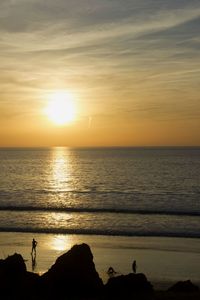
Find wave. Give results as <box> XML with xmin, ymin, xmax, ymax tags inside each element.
<box><xmin>1</xmin><ymin>188</ymin><xmax>195</xmax><ymax>196</ymax></box>
<box><xmin>0</xmin><ymin>189</ymin><xmax>143</xmax><ymax>196</ymax></box>
<box><xmin>0</xmin><ymin>226</ymin><xmax>200</xmax><ymax>238</ymax></box>
<box><xmin>0</xmin><ymin>205</ymin><xmax>199</xmax><ymax>217</ymax></box>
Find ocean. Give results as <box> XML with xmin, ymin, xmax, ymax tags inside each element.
<box><xmin>0</xmin><ymin>147</ymin><xmax>200</xmax><ymax>238</ymax></box>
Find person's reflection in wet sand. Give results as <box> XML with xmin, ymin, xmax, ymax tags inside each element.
<box><xmin>31</xmin><ymin>252</ymin><xmax>37</xmax><ymax>272</ymax></box>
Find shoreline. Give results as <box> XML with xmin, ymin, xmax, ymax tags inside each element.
<box><xmin>0</xmin><ymin>227</ymin><xmax>200</xmax><ymax>239</ymax></box>
<box><xmin>0</xmin><ymin>232</ymin><xmax>200</xmax><ymax>290</ymax></box>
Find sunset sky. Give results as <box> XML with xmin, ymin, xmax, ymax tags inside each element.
<box><xmin>0</xmin><ymin>0</ymin><xmax>200</xmax><ymax>147</ymax></box>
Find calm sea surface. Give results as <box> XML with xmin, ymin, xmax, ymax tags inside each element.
<box><xmin>0</xmin><ymin>147</ymin><xmax>199</xmax><ymax>237</ymax></box>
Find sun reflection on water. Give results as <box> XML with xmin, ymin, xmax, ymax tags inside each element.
<box><xmin>44</xmin><ymin>147</ymin><xmax>75</xmax><ymax>228</ymax></box>
<box><xmin>51</xmin><ymin>235</ymin><xmax>69</xmax><ymax>251</ymax></box>
<box><xmin>48</xmin><ymin>234</ymin><xmax>76</xmax><ymax>251</ymax></box>
<box><xmin>50</xmin><ymin>147</ymin><xmax>72</xmax><ymax>193</ymax></box>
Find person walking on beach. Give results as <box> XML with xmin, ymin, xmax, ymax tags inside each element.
<box><xmin>132</xmin><ymin>260</ymin><xmax>137</xmax><ymax>273</ymax></box>
<box><xmin>31</xmin><ymin>238</ymin><xmax>37</xmax><ymax>255</ymax></box>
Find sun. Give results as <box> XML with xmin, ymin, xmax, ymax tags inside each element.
<box><xmin>45</xmin><ymin>91</ymin><xmax>76</xmax><ymax>125</ymax></box>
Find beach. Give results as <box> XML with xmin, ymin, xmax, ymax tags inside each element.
<box><xmin>0</xmin><ymin>148</ymin><xmax>199</xmax><ymax>298</ymax></box>
<box><xmin>1</xmin><ymin>232</ymin><xmax>200</xmax><ymax>290</ymax></box>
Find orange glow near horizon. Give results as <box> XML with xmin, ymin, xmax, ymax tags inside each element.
<box><xmin>0</xmin><ymin>1</ymin><xmax>200</xmax><ymax>147</ymax></box>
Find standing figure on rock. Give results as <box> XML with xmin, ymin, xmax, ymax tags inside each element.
<box><xmin>132</xmin><ymin>260</ymin><xmax>137</xmax><ymax>273</ymax></box>
<box><xmin>107</xmin><ymin>266</ymin><xmax>116</xmax><ymax>277</ymax></box>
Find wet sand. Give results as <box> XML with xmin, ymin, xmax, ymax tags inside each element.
<box><xmin>0</xmin><ymin>232</ymin><xmax>200</xmax><ymax>290</ymax></box>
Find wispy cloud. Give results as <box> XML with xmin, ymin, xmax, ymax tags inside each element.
<box><xmin>0</xmin><ymin>0</ymin><xmax>200</xmax><ymax>145</ymax></box>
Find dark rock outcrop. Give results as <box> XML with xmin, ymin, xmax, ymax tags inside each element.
<box><xmin>3</xmin><ymin>253</ymin><xmax>26</xmax><ymax>274</ymax></box>
<box><xmin>168</xmin><ymin>280</ymin><xmax>199</xmax><ymax>293</ymax></box>
<box><xmin>105</xmin><ymin>273</ymin><xmax>153</xmax><ymax>297</ymax></box>
<box><xmin>0</xmin><ymin>253</ymin><xmax>26</xmax><ymax>292</ymax></box>
<box><xmin>41</xmin><ymin>243</ymin><xmax>103</xmax><ymax>298</ymax></box>
<box><xmin>0</xmin><ymin>247</ymin><xmax>199</xmax><ymax>300</ymax></box>
<box><xmin>0</xmin><ymin>253</ymin><xmax>41</xmax><ymax>300</ymax></box>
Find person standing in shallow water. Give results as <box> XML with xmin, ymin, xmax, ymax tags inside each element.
<box><xmin>31</xmin><ymin>238</ymin><xmax>37</xmax><ymax>255</ymax></box>
<box><xmin>132</xmin><ymin>260</ymin><xmax>137</xmax><ymax>273</ymax></box>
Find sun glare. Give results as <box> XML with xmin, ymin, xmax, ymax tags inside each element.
<box><xmin>50</xmin><ymin>235</ymin><xmax>70</xmax><ymax>251</ymax></box>
<box><xmin>45</xmin><ymin>91</ymin><xmax>76</xmax><ymax>125</ymax></box>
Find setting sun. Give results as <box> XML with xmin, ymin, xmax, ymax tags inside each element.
<box><xmin>45</xmin><ymin>91</ymin><xmax>76</xmax><ymax>125</ymax></box>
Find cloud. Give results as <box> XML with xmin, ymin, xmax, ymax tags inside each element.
<box><xmin>0</xmin><ymin>0</ymin><xmax>200</xmax><ymax>129</ymax></box>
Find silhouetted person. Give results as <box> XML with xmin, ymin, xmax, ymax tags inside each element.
<box><xmin>107</xmin><ymin>266</ymin><xmax>116</xmax><ymax>277</ymax></box>
<box><xmin>132</xmin><ymin>260</ymin><xmax>137</xmax><ymax>273</ymax></box>
<box><xmin>31</xmin><ymin>238</ymin><xmax>37</xmax><ymax>255</ymax></box>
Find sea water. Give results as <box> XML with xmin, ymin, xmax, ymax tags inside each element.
<box><xmin>0</xmin><ymin>147</ymin><xmax>200</xmax><ymax>237</ymax></box>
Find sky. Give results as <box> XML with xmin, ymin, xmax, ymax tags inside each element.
<box><xmin>0</xmin><ymin>0</ymin><xmax>200</xmax><ymax>147</ymax></box>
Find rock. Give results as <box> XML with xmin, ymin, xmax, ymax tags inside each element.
<box><xmin>105</xmin><ymin>273</ymin><xmax>153</xmax><ymax>297</ymax></box>
<box><xmin>0</xmin><ymin>253</ymin><xmax>40</xmax><ymax>300</ymax></box>
<box><xmin>168</xmin><ymin>280</ymin><xmax>199</xmax><ymax>293</ymax></box>
<box><xmin>0</xmin><ymin>253</ymin><xmax>26</xmax><ymax>288</ymax></box>
<box><xmin>42</xmin><ymin>243</ymin><xmax>103</xmax><ymax>297</ymax></box>
<box><xmin>3</xmin><ymin>253</ymin><xmax>26</xmax><ymax>274</ymax></box>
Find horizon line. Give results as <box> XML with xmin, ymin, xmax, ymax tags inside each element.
<box><xmin>0</xmin><ymin>145</ymin><xmax>200</xmax><ymax>149</ymax></box>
